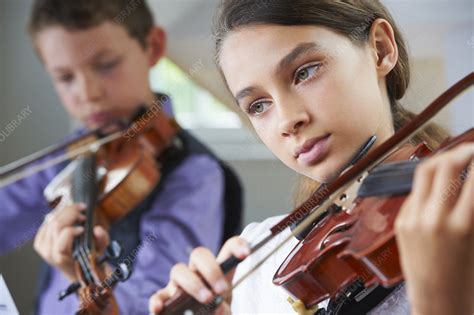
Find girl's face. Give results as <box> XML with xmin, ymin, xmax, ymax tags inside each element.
<box><xmin>220</xmin><ymin>24</ymin><xmax>395</xmax><ymax>183</ymax></box>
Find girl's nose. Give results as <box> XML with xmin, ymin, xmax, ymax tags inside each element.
<box><xmin>277</xmin><ymin>102</ymin><xmax>310</xmax><ymax>137</ymax></box>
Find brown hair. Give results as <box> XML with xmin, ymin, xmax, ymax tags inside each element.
<box><xmin>213</xmin><ymin>0</ymin><xmax>449</xmax><ymax>205</ymax></box>
<box><xmin>28</xmin><ymin>0</ymin><xmax>154</xmax><ymax>48</ymax></box>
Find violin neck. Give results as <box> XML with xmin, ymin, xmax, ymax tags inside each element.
<box><xmin>72</xmin><ymin>154</ymin><xmax>98</xmax><ymax>252</ymax></box>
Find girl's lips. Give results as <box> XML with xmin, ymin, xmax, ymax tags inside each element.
<box><xmin>296</xmin><ymin>134</ymin><xmax>331</xmax><ymax>166</ymax></box>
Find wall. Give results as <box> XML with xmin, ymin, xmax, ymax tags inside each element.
<box><xmin>0</xmin><ymin>1</ymin><xmax>69</xmax><ymax>314</ymax></box>
<box><xmin>0</xmin><ymin>1</ymin><xmax>472</xmax><ymax>314</ymax></box>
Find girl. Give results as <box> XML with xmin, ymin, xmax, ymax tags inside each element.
<box><xmin>149</xmin><ymin>0</ymin><xmax>473</xmax><ymax>314</ymax></box>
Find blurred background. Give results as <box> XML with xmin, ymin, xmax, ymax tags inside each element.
<box><xmin>0</xmin><ymin>0</ymin><xmax>472</xmax><ymax>313</ymax></box>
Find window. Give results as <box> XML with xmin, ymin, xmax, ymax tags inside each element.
<box><xmin>149</xmin><ymin>58</ymin><xmax>242</xmax><ymax>129</ymax></box>
<box><xmin>149</xmin><ymin>58</ymin><xmax>275</xmax><ymax>160</ymax></box>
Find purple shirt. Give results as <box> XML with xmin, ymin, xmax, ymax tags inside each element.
<box><xmin>0</xmin><ymin>110</ymin><xmax>225</xmax><ymax>314</ymax></box>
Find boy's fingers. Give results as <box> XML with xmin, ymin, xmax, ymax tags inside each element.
<box><xmin>93</xmin><ymin>225</ymin><xmax>110</xmax><ymax>254</ymax></box>
<box><xmin>47</xmin><ymin>203</ymin><xmax>87</xmax><ymax>232</ymax></box>
<box><xmin>56</xmin><ymin>226</ymin><xmax>84</xmax><ymax>257</ymax></box>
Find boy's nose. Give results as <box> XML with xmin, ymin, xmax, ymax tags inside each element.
<box><xmin>78</xmin><ymin>74</ymin><xmax>105</xmax><ymax>103</ymax></box>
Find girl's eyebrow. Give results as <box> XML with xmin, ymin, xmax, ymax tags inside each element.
<box><xmin>276</xmin><ymin>42</ymin><xmax>324</xmax><ymax>76</ymax></box>
<box><xmin>235</xmin><ymin>86</ymin><xmax>257</xmax><ymax>105</ymax></box>
<box><xmin>234</xmin><ymin>42</ymin><xmax>323</xmax><ymax>105</ymax></box>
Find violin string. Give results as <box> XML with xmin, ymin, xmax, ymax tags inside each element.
<box><xmin>75</xmin><ymin>234</ymin><xmax>92</xmax><ymax>285</ymax></box>
<box><xmin>79</xmin><ymin>204</ymin><xmax>94</xmax><ymax>283</ymax></box>
<box><xmin>80</xmin><ymin>233</ymin><xmax>95</xmax><ymax>284</ymax></box>
<box><xmin>81</xmin><ymin>157</ymin><xmax>100</xmax><ymax>287</ymax></box>
<box><xmin>75</xmin><ymin>154</ymin><xmax>100</xmax><ymax>288</ymax></box>
<box><xmin>224</xmin><ymin>74</ymin><xmax>474</xmax><ymax>294</ymax></box>
<box><xmin>0</xmin><ymin>131</ymin><xmax>123</xmax><ymax>188</ymax></box>
<box><xmin>225</xmin><ymin>138</ymin><xmax>396</xmax><ymax>291</ymax></box>
<box><xmin>231</xmin><ymin>181</ymin><xmax>352</xmax><ymax>291</ymax></box>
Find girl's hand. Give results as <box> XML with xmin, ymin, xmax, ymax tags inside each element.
<box><xmin>148</xmin><ymin>236</ymin><xmax>250</xmax><ymax>315</ymax></box>
<box><xmin>34</xmin><ymin>203</ymin><xmax>110</xmax><ymax>281</ymax></box>
<box><xmin>395</xmin><ymin>143</ymin><xmax>474</xmax><ymax>315</ymax></box>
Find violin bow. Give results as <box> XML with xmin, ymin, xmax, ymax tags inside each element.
<box><xmin>160</xmin><ymin>72</ymin><xmax>474</xmax><ymax>314</ymax></box>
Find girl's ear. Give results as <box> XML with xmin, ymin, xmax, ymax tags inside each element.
<box><xmin>368</xmin><ymin>18</ymin><xmax>398</xmax><ymax>78</ymax></box>
<box><xmin>146</xmin><ymin>26</ymin><xmax>167</xmax><ymax>67</ymax></box>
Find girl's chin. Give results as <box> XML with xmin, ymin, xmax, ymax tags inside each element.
<box><xmin>303</xmin><ymin>161</ymin><xmax>345</xmax><ymax>184</ymax></box>
<box><xmin>303</xmin><ymin>168</ymin><xmax>333</xmax><ymax>184</ymax></box>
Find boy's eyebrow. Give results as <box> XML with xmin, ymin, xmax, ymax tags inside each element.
<box><xmin>234</xmin><ymin>42</ymin><xmax>323</xmax><ymax>105</ymax></box>
<box><xmin>50</xmin><ymin>50</ymin><xmax>117</xmax><ymax>73</ymax></box>
<box><xmin>90</xmin><ymin>50</ymin><xmax>115</xmax><ymax>59</ymax></box>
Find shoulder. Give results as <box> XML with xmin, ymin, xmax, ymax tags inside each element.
<box><xmin>162</xmin><ymin>129</ymin><xmax>226</xmax><ymax>186</ymax></box>
<box><xmin>167</xmin><ymin>153</ymin><xmax>224</xmax><ymax>187</ymax></box>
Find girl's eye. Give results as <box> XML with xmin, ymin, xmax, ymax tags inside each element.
<box><xmin>294</xmin><ymin>63</ymin><xmax>321</xmax><ymax>84</ymax></box>
<box><xmin>247</xmin><ymin>100</ymin><xmax>271</xmax><ymax>116</ymax></box>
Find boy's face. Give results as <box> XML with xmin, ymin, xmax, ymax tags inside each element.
<box><xmin>36</xmin><ymin>21</ymin><xmax>161</xmax><ymax>129</ymax></box>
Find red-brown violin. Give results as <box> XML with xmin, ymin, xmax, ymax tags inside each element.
<box><xmin>0</xmin><ymin>104</ymin><xmax>182</xmax><ymax>314</ymax></box>
<box><xmin>158</xmin><ymin>72</ymin><xmax>473</xmax><ymax>315</ymax></box>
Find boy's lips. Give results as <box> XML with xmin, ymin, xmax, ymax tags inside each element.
<box><xmin>86</xmin><ymin>112</ymin><xmax>114</xmax><ymax>126</ymax></box>
<box><xmin>294</xmin><ymin>134</ymin><xmax>331</xmax><ymax>166</ymax></box>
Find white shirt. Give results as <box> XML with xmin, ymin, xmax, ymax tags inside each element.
<box><xmin>230</xmin><ymin>215</ymin><xmax>410</xmax><ymax>314</ymax></box>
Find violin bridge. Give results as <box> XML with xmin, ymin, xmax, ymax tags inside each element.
<box><xmin>287</xmin><ymin>296</ymin><xmax>319</xmax><ymax>315</ymax></box>
<box><xmin>333</xmin><ymin>171</ymin><xmax>368</xmax><ymax>213</ymax></box>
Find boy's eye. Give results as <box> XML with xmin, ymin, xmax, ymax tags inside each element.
<box><xmin>294</xmin><ymin>63</ymin><xmax>321</xmax><ymax>84</ymax></box>
<box><xmin>57</xmin><ymin>73</ymin><xmax>74</xmax><ymax>83</ymax></box>
<box><xmin>96</xmin><ymin>59</ymin><xmax>121</xmax><ymax>72</ymax></box>
<box><xmin>247</xmin><ymin>100</ymin><xmax>271</xmax><ymax>116</ymax></box>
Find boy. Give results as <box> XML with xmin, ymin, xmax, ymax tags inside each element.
<box><xmin>0</xmin><ymin>0</ymin><xmax>242</xmax><ymax>314</ymax></box>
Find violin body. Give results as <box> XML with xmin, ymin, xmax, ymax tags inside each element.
<box><xmin>273</xmin><ymin>129</ymin><xmax>474</xmax><ymax>310</ymax></box>
<box><xmin>41</xmin><ymin>106</ymin><xmax>181</xmax><ymax>314</ymax></box>
<box><xmin>44</xmin><ymin>137</ymin><xmax>161</xmax><ymax>224</ymax></box>
<box><xmin>75</xmin><ymin>251</ymin><xmax>119</xmax><ymax>315</ymax></box>
<box><xmin>154</xmin><ymin>72</ymin><xmax>472</xmax><ymax>315</ymax></box>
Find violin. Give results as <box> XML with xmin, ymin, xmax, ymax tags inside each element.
<box><xmin>273</xmin><ymin>130</ymin><xmax>473</xmax><ymax>314</ymax></box>
<box><xmin>1</xmin><ymin>103</ymin><xmax>182</xmax><ymax>314</ymax></box>
<box><xmin>157</xmin><ymin>72</ymin><xmax>473</xmax><ymax>315</ymax></box>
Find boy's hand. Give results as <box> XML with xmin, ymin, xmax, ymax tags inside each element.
<box><xmin>34</xmin><ymin>203</ymin><xmax>110</xmax><ymax>281</ymax></box>
<box><xmin>148</xmin><ymin>236</ymin><xmax>250</xmax><ymax>315</ymax></box>
<box><xmin>395</xmin><ymin>143</ymin><xmax>474</xmax><ymax>315</ymax></box>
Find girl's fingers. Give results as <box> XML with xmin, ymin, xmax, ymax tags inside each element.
<box><xmin>216</xmin><ymin>237</ymin><xmax>250</xmax><ymax>288</ymax></box>
<box><xmin>169</xmin><ymin>263</ymin><xmax>214</xmax><ymax>304</ymax></box>
<box><xmin>214</xmin><ymin>300</ymin><xmax>232</xmax><ymax>315</ymax></box>
<box><xmin>189</xmin><ymin>247</ymin><xmax>229</xmax><ymax>294</ymax></box>
<box><xmin>426</xmin><ymin>146</ymin><xmax>474</xmax><ymax>221</ymax></box>
<box><xmin>398</xmin><ymin>160</ymin><xmax>435</xmax><ymax>225</ymax></box>
<box><xmin>148</xmin><ymin>285</ymin><xmax>174</xmax><ymax>314</ymax></box>
<box><xmin>216</xmin><ymin>236</ymin><xmax>250</xmax><ymax>263</ymax></box>
<box><xmin>450</xmin><ymin>162</ymin><xmax>474</xmax><ymax>231</ymax></box>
